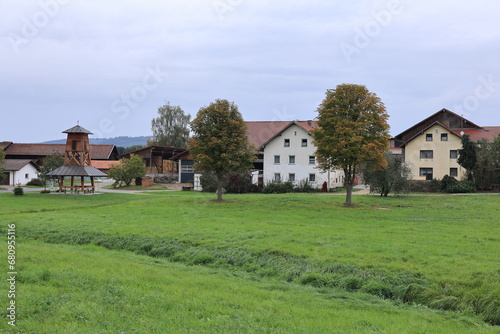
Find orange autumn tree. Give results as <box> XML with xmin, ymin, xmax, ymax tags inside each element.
<box><xmin>312</xmin><ymin>84</ymin><xmax>390</xmax><ymax>206</ymax></box>
<box><xmin>189</xmin><ymin>99</ymin><xmax>255</xmax><ymax>201</ymax></box>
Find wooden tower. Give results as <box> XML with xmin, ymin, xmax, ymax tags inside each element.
<box><xmin>63</xmin><ymin>124</ymin><xmax>93</xmax><ymax>166</ymax></box>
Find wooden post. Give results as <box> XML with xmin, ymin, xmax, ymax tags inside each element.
<box><xmin>91</xmin><ymin>177</ymin><xmax>95</xmax><ymax>193</ymax></box>
<box><xmin>81</xmin><ymin>176</ymin><xmax>84</xmax><ymax>193</ymax></box>
<box><xmin>59</xmin><ymin>176</ymin><xmax>64</xmax><ymax>192</ymax></box>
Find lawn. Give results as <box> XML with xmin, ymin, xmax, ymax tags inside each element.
<box><xmin>1</xmin><ymin>191</ymin><xmax>499</xmax><ymax>333</ymax></box>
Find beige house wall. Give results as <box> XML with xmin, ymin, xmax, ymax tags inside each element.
<box><xmin>405</xmin><ymin>124</ymin><xmax>466</xmax><ymax>180</ymax></box>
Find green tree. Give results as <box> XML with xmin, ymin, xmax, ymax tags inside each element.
<box><xmin>189</xmin><ymin>99</ymin><xmax>255</xmax><ymax>201</ymax></box>
<box><xmin>108</xmin><ymin>154</ymin><xmax>146</xmax><ymax>187</ymax></box>
<box><xmin>151</xmin><ymin>102</ymin><xmax>191</xmax><ymax>148</ymax></box>
<box><xmin>457</xmin><ymin>134</ymin><xmax>477</xmax><ymax>182</ymax></box>
<box><xmin>362</xmin><ymin>151</ymin><xmax>411</xmax><ymax>197</ymax></box>
<box><xmin>312</xmin><ymin>84</ymin><xmax>390</xmax><ymax>206</ymax></box>
<box><xmin>38</xmin><ymin>153</ymin><xmax>64</xmax><ymax>187</ymax></box>
<box><xmin>473</xmin><ymin>139</ymin><xmax>496</xmax><ymax>190</ymax></box>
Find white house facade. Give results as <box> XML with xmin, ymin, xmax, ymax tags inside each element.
<box><xmin>261</xmin><ymin>122</ymin><xmax>344</xmax><ymax>188</ymax></box>
<box><xmin>2</xmin><ymin>159</ymin><xmax>39</xmax><ymax>186</ymax></box>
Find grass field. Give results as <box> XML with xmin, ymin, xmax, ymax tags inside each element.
<box><xmin>1</xmin><ymin>191</ymin><xmax>499</xmax><ymax>333</ymax></box>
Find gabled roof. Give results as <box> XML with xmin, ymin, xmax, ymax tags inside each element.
<box><xmin>118</xmin><ymin>145</ymin><xmax>185</xmax><ymax>159</ymax></box>
<box><xmin>392</xmin><ymin>108</ymin><xmax>484</xmax><ymax>146</ymax></box>
<box><xmin>400</xmin><ymin>121</ymin><xmax>462</xmax><ymax>147</ymax></box>
<box><xmin>62</xmin><ymin>124</ymin><xmax>93</xmax><ymax>134</ymax></box>
<box><xmin>245</xmin><ymin>120</ymin><xmax>318</xmax><ymax>150</ymax></box>
<box><xmin>1</xmin><ymin>159</ymin><xmax>38</xmax><ymax>171</ymax></box>
<box><xmin>4</xmin><ymin>143</ymin><xmax>117</xmax><ymax>160</ymax></box>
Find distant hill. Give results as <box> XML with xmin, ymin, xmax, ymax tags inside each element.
<box><xmin>43</xmin><ymin>136</ymin><xmax>152</xmax><ymax>148</ymax></box>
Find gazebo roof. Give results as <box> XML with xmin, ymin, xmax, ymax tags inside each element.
<box><xmin>47</xmin><ymin>165</ymin><xmax>107</xmax><ymax>177</ymax></box>
<box><xmin>62</xmin><ymin>125</ymin><xmax>93</xmax><ymax>134</ymax></box>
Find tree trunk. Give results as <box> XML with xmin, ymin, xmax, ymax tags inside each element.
<box><xmin>216</xmin><ymin>185</ymin><xmax>223</xmax><ymax>202</ymax></box>
<box><xmin>345</xmin><ymin>184</ymin><xmax>353</xmax><ymax>206</ymax></box>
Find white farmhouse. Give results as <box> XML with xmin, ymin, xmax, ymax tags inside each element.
<box><xmin>2</xmin><ymin>159</ymin><xmax>39</xmax><ymax>186</ymax></box>
<box><xmin>259</xmin><ymin>121</ymin><xmax>344</xmax><ymax>189</ymax></box>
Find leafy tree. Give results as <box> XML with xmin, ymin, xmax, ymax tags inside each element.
<box><xmin>473</xmin><ymin>139</ymin><xmax>496</xmax><ymax>190</ymax></box>
<box><xmin>0</xmin><ymin>147</ymin><xmax>5</xmax><ymax>183</ymax></box>
<box><xmin>108</xmin><ymin>154</ymin><xmax>146</xmax><ymax>187</ymax></box>
<box><xmin>189</xmin><ymin>99</ymin><xmax>255</xmax><ymax>201</ymax></box>
<box><xmin>38</xmin><ymin>153</ymin><xmax>64</xmax><ymax>187</ymax></box>
<box><xmin>151</xmin><ymin>102</ymin><xmax>190</xmax><ymax>148</ymax></box>
<box><xmin>312</xmin><ymin>84</ymin><xmax>390</xmax><ymax>206</ymax></box>
<box><xmin>457</xmin><ymin>134</ymin><xmax>477</xmax><ymax>182</ymax></box>
<box><xmin>493</xmin><ymin>136</ymin><xmax>500</xmax><ymax>183</ymax></box>
<box><xmin>362</xmin><ymin>151</ymin><xmax>411</xmax><ymax>197</ymax></box>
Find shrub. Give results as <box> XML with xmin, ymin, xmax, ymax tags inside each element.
<box><xmin>293</xmin><ymin>178</ymin><xmax>319</xmax><ymax>193</ymax></box>
<box><xmin>200</xmin><ymin>172</ymin><xmax>257</xmax><ymax>194</ymax></box>
<box><xmin>446</xmin><ymin>181</ymin><xmax>476</xmax><ymax>193</ymax></box>
<box><xmin>27</xmin><ymin>178</ymin><xmax>45</xmax><ymax>186</ymax></box>
<box><xmin>263</xmin><ymin>180</ymin><xmax>294</xmax><ymax>194</ymax></box>
<box><xmin>13</xmin><ymin>185</ymin><xmax>24</xmax><ymax>196</ymax></box>
<box><xmin>40</xmin><ymin>190</ymin><xmax>51</xmax><ymax>194</ymax></box>
<box><xmin>440</xmin><ymin>174</ymin><xmax>457</xmax><ymax>191</ymax></box>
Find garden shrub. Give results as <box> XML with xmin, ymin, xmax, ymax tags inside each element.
<box><xmin>446</xmin><ymin>181</ymin><xmax>476</xmax><ymax>193</ymax></box>
<box><xmin>13</xmin><ymin>185</ymin><xmax>24</xmax><ymax>196</ymax></box>
<box><xmin>263</xmin><ymin>180</ymin><xmax>294</xmax><ymax>194</ymax></box>
<box><xmin>27</xmin><ymin>178</ymin><xmax>45</xmax><ymax>186</ymax></box>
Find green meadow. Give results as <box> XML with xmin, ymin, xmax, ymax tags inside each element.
<box><xmin>1</xmin><ymin>191</ymin><xmax>499</xmax><ymax>333</ymax></box>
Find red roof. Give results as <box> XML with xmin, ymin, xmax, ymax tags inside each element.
<box><xmin>91</xmin><ymin>160</ymin><xmax>119</xmax><ymax>170</ymax></box>
<box><xmin>246</xmin><ymin>120</ymin><xmax>317</xmax><ymax>149</ymax></box>
<box><xmin>451</xmin><ymin>127</ymin><xmax>500</xmax><ymax>142</ymax></box>
<box><xmin>4</xmin><ymin>143</ymin><xmax>117</xmax><ymax>160</ymax></box>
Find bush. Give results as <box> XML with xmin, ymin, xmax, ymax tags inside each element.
<box><xmin>263</xmin><ymin>180</ymin><xmax>294</xmax><ymax>194</ymax></box>
<box><xmin>293</xmin><ymin>178</ymin><xmax>319</xmax><ymax>193</ymax></box>
<box><xmin>40</xmin><ymin>190</ymin><xmax>51</xmax><ymax>194</ymax></box>
<box><xmin>446</xmin><ymin>181</ymin><xmax>476</xmax><ymax>193</ymax></box>
<box><xmin>440</xmin><ymin>174</ymin><xmax>457</xmax><ymax>191</ymax></box>
<box><xmin>27</xmin><ymin>178</ymin><xmax>45</xmax><ymax>186</ymax></box>
<box><xmin>13</xmin><ymin>185</ymin><xmax>24</xmax><ymax>196</ymax></box>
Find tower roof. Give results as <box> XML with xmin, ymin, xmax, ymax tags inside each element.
<box><xmin>62</xmin><ymin>124</ymin><xmax>93</xmax><ymax>134</ymax></box>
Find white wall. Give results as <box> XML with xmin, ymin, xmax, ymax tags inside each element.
<box><xmin>7</xmin><ymin>164</ymin><xmax>39</xmax><ymax>186</ymax></box>
<box><xmin>262</xmin><ymin>124</ymin><xmax>344</xmax><ymax>189</ymax></box>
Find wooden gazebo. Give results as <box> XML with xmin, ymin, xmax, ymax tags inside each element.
<box><xmin>48</xmin><ymin>124</ymin><xmax>107</xmax><ymax>193</ymax></box>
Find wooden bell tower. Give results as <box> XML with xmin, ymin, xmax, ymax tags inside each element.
<box><xmin>62</xmin><ymin>124</ymin><xmax>93</xmax><ymax>166</ymax></box>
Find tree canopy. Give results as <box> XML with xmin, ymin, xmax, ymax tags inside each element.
<box><xmin>362</xmin><ymin>151</ymin><xmax>411</xmax><ymax>197</ymax></box>
<box><xmin>189</xmin><ymin>99</ymin><xmax>255</xmax><ymax>201</ymax></box>
<box><xmin>38</xmin><ymin>153</ymin><xmax>64</xmax><ymax>186</ymax></box>
<box><xmin>457</xmin><ymin>134</ymin><xmax>477</xmax><ymax>182</ymax></box>
<box><xmin>151</xmin><ymin>102</ymin><xmax>190</xmax><ymax>148</ymax></box>
<box><xmin>108</xmin><ymin>154</ymin><xmax>146</xmax><ymax>187</ymax></box>
<box><xmin>312</xmin><ymin>84</ymin><xmax>390</xmax><ymax>206</ymax></box>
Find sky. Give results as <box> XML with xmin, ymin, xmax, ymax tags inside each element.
<box><xmin>1</xmin><ymin>0</ymin><xmax>500</xmax><ymax>143</ymax></box>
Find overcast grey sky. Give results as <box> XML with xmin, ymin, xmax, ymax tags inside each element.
<box><xmin>1</xmin><ymin>0</ymin><xmax>499</xmax><ymax>143</ymax></box>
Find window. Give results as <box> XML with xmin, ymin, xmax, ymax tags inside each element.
<box><xmin>181</xmin><ymin>165</ymin><xmax>194</xmax><ymax>173</ymax></box>
<box><xmin>420</xmin><ymin>150</ymin><xmax>433</xmax><ymax>159</ymax></box>
<box><xmin>301</xmin><ymin>139</ymin><xmax>308</xmax><ymax>147</ymax></box>
<box><xmin>441</xmin><ymin>133</ymin><xmax>448</xmax><ymax>141</ymax></box>
<box><xmin>309</xmin><ymin>173</ymin><xmax>316</xmax><ymax>182</ymax></box>
<box><xmin>274</xmin><ymin>173</ymin><xmax>281</xmax><ymax>181</ymax></box>
<box><xmin>284</xmin><ymin>139</ymin><xmax>290</xmax><ymax>147</ymax></box>
<box><xmin>288</xmin><ymin>173</ymin><xmax>295</xmax><ymax>182</ymax></box>
<box><xmin>72</xmin><ymin>140</ymin><xmax>77</xmax><ymax>150</ymax></box>
<box><xmin>25</xmin><ymin>173</ymin><xmax>29</xmax><ymax>179</ymax></box>
<box><xmin>420</xmin><ymin>168</ymin><xmax>433</xmax><ymax>180</ymax></box>
<box><xmin>274</xmin><ymin>155</ymin><xmax>280</xmax><ymax>164</ymax></box>
<box><xmin>450</xmin><ymin>150</ymin><xmax>458</xmax><ymax>159</ymax></box>
<box><xmin>426</xmin><ymin>134</ymin><xmax>433</xmax><ymax>141</ymax></box>
<box><xmin>289</xmin><ymin>155</ymin><xmax>295</xmax><ymax>164</ymax></box>
<box><xmin>450</xmin><ymin>168</ymin><xmax>458</xmax><ymax>177</ymax></box>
